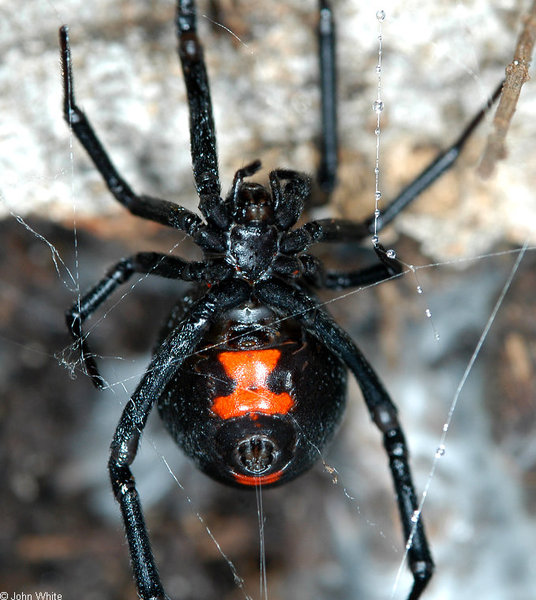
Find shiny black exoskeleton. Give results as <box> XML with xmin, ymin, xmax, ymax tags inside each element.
<box><xmin>157</xmin><ymin>297</ymin><xmax>347</xmax><ymax>487</ymax></box>
<box><xmin>61</xmin><ymin>0</ymin><xmax>502</xmax><ymax>598</ymax></box>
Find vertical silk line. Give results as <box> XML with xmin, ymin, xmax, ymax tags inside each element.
<box><xmin>256</xmin><ymin>482</ymin><xmax>269</xmax><ymax>600</ymax></box>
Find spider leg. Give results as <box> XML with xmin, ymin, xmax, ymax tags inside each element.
<box><xmin>255</xmin><ymin>278</ymin><xmax>434</xmax><ymax>600</ymax></box>
<box><xmin>109</xmin><ymin>279</ymin><xmax>249</xmax><ymax>600</ymax></box>
<box><xmin>59</xmin><ymin>26</ymin><xmax>204</xmax><ymax>236</ymax></box>
<box><xmin>362</xmin><ymin>80</ymin><xmax>504</xmax><ymax>234</ymax></box>
<box><xmin>365</xmin><ymin>81</ymin><xmax>504</xmax><ymax>232</ymax></box>
<box><xmin>66</xmin><ymin>252</ymin><xmax>228</xmax><ymax>388</ymax></box>
<box><xmin>316</xmin><ymin>0</ymin><xmax>338</xmax><ymax>202</ymax></box>
<box><xmin>176</xmin><ymin>0</ymin><xmax>221</xmax><ymax>199</ymax></box>
<box><xmin>294</xmin><ymin>81</ymin><xmax>503</xmax><ymax>240</ymax></box>
<box><xmin>59</xmin><ymin>26</ymin><xmax>205</xmax><ymax>236</ymax></box>
<box><xmin>282</xmin><ymin>218</ymin><xmax>403</xmax><ymax>289</ymax></box>
<box><xmin>301</xmin><ymin>242</ymin><xmax>403</xmax><ymax>290</ymax></box>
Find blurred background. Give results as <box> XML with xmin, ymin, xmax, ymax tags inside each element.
<box><xmin>1</xmin><ymin>1</ymin><xmax>535</xmax><ymax>599</ymax></box>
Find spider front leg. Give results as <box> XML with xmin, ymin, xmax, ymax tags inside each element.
<box><xmin>306</xmin><ymin>78</ymin><xmax>502</xmax><ymax>228</ymax></box>
<box><xmin>176</xmin><ymin>0</ymin><xmax>221</xmax><ymax>200</ymax></box>
<box><xmin>59</xmin><ymin>26</ymin><xmax>206</xmax><ymax>236</ymax></box>
<box><xmin>255</xmin><ymin>279</ymin><xmax>434</xmax><ymax>599</ymax></box>
<box><xmin>363</xmin><ymin>80</ymin><xmax>504</xmax><ymax>232</ymax></box>
<box><xmin>66</xmin><ymin>252</ymin><xmax>224</xmax><ymax>388</ymax></box>
<box><xmin>109</xmin><ymin>280</ymin><xmax>249</xmax><ymax>600</ymax></box>
<box><xmin>317</xmin><ymin>0</ymin><xmax>338</xmax><ymax>200</ymax></box>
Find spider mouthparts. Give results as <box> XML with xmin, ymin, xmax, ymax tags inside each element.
<box><xmin>237</xmin><ymin>435</ymin><xmax>276</xmax><ymax>474</ymax></box>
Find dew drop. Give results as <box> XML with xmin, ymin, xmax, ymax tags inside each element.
<box><xmin>374</xmin><ymin>209</ymin><xmax>381</xmax><ymax>218</ymax></box>
<box><xmin>375</xmin><ymin>191</ymin><xmax>382</xmax><ymax>200</ymax></box>
<box><xmin>376</xmin><ymin>10</ymin><xmax>386</xmax><ymax>22</ymax></box>
<box><xmin>442</xmin><ymin>423</ymin><xmax>449</xmax><ymax>432</ymax></box>
<box><xmin>425</xmin><ymin>308</ymin><xmax>432</xmax><ymax>318</ymax></box>
<box><xmin>416</xmin><ymin>286</ymin><xmax>423</xmax><ymax>294</ymax></box>
<box><xmin>375</xmin><ymin>65</ymin><xmax>382</xmax><ymax>73</ymax></box>
<box><xmin>435</xmin><ymin>445</ymin><xmax>446</xmax><ymax>458</ymax></box>
<box><xmin>386</xmin><ymin>249</ymin><xmax>396</xmax><ymax>259</ymax></box>
<box><xmin>435</xmin><ymin>332</ymin><xmax>441</xmax><ymax>341</ymax></box>
<box><xmin>375</xmin><ymin>127</ymin><xmax>380</xmax><ymax>135</ymax></box>
<box><xmin>374</xmin><ymin>167</ymin><xmax>380</xmax><ymax>175</ymax></box>
<box><xmin>411</xmin><ymin>510</ymin><xmax>420</xmax><ymax>523</ymax></box>
<box><xmin>371</xmin><ymin>235</ymin><xmax>379</xmax><ymax>245</ymax></box>
<box><xmin>373</xmin><ymin>100</ymin><xmax>384</xmax><ymax>113</ymax></box>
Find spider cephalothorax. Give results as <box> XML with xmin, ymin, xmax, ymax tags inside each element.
<box><xmin>223</xmin><ymin>166</ymin><xmax>309</xmax><ymax>281</ymax></box>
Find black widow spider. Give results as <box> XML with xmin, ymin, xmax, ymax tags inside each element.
<box><xmin>60</xmin><ymin>1</ymin><xmax>502</xmax><ymax>598</ymax></box>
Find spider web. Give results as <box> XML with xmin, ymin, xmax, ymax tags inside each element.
<box><xmin>1</xmin><ymin>1</ymin><xmax>535</xmax><ymax>600</ymax></box>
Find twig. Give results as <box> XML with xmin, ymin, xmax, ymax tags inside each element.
<box><xmin>478</xmin><ymin>0</ymin><xmax>536</xmax><ymax>178</ymax></box>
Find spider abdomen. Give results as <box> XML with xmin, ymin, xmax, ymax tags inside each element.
<box><xmin>157</xmin><ymin>298</ymin><xmax>347</xmax><ymax>487</ymax></box>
